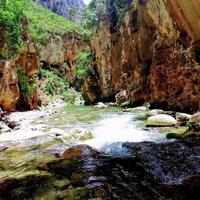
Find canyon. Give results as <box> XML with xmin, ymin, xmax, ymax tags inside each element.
<box><xmin>1</xmin><ymin>0</ymin><xmax>200</xmax><ymax>113</ymax></box>
<box><xmin>0</xmin><ymin>1</ymin><xmax>200</xmax><ymax>199</ymax></box>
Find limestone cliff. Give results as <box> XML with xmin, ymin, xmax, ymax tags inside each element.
<box><xmin>83</xmin><ymin>0</ymin><xmax>200</xmax><ymax>112</ymax></box>
<box><xmin>40</xmin><ymin>33</ymin><xmax>89</xmax><ymax>85</ymax></box>
<box><xmin>34</xmin><ymin>0</ymin><xmax>85</xmax><ymax>23</ymax></box>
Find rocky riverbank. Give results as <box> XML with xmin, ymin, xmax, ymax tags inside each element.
<box><xmin>0</xmin><ymin>102</ymin><xmax>199</xmax><ymax>200</ymax></box>
<box><xmin>0</xmin><ymin>138</ymin><xmax>200</xmax><ymax>200</ymax></box>
<box><xmin>0</xmin><ymin>98</ymin><xmax>65</xmax><ymax>141</ymax></box>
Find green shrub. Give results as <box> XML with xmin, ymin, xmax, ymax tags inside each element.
<box><xmin>0</xmin><ymin>0</ymin><xmax>27</xmax><ymax>58</ymax></box>
<box><xmin>76</xmin><ymin>50</ymin><xmax>92</xmax><ymax>79</ymax></box>
<box><xmin>16</xmin><ymin>68</ymin><xmax>38</xmax><ymax>97</ymax></box>
<box><xmin>39</xmin><ymin>69</ymin><xmax>81</xmax><ymax>103</ymax></box>
<box><xmin>39</xmin><ymin>69</ymin><xmax>69</xmax><ymax>95</ymax></box>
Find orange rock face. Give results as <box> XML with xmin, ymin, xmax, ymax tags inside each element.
<box><xmin>0</xmin><ymin>61</ymin><xmax>19</xmax><ymax>111</ymax></box>
<box><xmin>0</xmin><ymin>39</ymin><xmax>40</xmax><ymax>111</ymax></box>
<box><xmin>83</xmin><ymin>0</ymin><xmax>200</xmax><ymax>112</ymax></box>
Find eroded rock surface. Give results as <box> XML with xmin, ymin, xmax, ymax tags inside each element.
<box><xmin>0</xmin><ymin>39</ymin><xmax>40</xmax><ymax>111</ymax></box>
<box><xmin>83</xmin><ymin>0</ymin><xmax>200</xmax><ymax>112</ymax></box>
<box><xmin>41</xmin><ymin>33</ymin><xmax>89</xmax><ymax>85</ymax></box>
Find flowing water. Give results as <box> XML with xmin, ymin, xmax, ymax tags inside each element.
<box><xmin>47</xmin><ymin>105</ymin><xmax>167</xmax><ymax>150</ymax></box>
<box><xmin>0</xmin><ymin>105</ymin><xmax>169</xmax><ymax>199</ymax></box>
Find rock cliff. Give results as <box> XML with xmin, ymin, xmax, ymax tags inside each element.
<box><xmin>34</xmin><ymin>0</ymin><xmax>85</xmax><ymax>23</ymax></box>
<box><xmin>0</xmin><ymin>33</ymin><xmax>40</xmax><ymax>111</ymax></box>
<box><xmin>40</xmin><ymin>33</ymin><xmax>89</xmax><ymax>85</ymax></box>
<box><xmin>82</xmin><ymin>0</ymin><xmax>200</xmax><ymax>112</ymax></box>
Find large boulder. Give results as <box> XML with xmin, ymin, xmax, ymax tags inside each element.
<box><xmin>146</xmin><ymin>114</ymin><xmax>177</xmax><ymax>126</ymax></box>
<box><xmin>35</xmin><ymin>138</ymin><xmax>200</xmax><ymax>200</ymax></box>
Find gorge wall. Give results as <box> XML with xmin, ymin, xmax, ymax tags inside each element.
<box><xmin>82</xmin><ymin>0</ymin><xmax>200</xmax><ymax>112</ymax></box>
<box><xmin>0</xmin><ymin>35</ymin><xmax>40</xmax><ymax>111</ymax></box>
<box><xmin>40</xmin><ymin>33</ymin><xmax>89</xmax><ymax>85</ymax></box>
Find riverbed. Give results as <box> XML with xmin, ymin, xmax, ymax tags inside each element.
<box><xmin>0</xmin><ymin>104</ymin><xmax>173</xmax><ymax>199</ymax></box>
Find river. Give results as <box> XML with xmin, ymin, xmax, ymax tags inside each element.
<box><xmin>0</xmin><ymin>104</ymin><xmax>174</xmax><ymax>199</ymax></box>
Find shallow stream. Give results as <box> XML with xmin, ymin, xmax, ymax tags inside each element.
<box><xmin>0</xmin><ymin>105</ymin><xmax>169</xmax><ymax>199</ymax></box>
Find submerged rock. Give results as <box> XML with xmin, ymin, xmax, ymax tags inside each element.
<box><xmin>124</xmin><ymin>106</ymin><xmax>148</xmax><ymax>112</ymax></box>
<box><xmin>0</xmin><ymin>122</ymin><xmax>11</xmax><ymax>133</ymax></box>
<box><xmin>61</xmin><ymin>128</ymin><xmax>93</xmax><ymax>144</ymax></box>
<box><xmin>146</xmin><ymin>114</ymin><xmax>177</xmax><ymax>127</ymax></box>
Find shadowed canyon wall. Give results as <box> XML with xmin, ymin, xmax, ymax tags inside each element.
<box><xmin>82</xmin><ymin>0</ymin><xmax>200</xmax><ymax>112</ymax></box>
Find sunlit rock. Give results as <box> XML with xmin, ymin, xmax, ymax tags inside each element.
<box><xmin>149</xmin><ymin>109</ymin><xmax>165</xmax><ymax>116</ymax></box>
<box><xmin>191</xmin><ymin>112</ymin><xmax>200</xmax><ymax>124</ymax></box>
<box><xmin>146</xmin><ymin>114</ymin><xmax>177</xmax><ymax>127</ymax></box>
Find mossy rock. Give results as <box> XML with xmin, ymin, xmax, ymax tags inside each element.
<box><xmin>134</xmin><ymin>112</ymin><xmax>150</xmax><ymax>121</ymax></box>
<box><xmin>164</xmin><ymin>127</ymin><xmax>189</xmax><ymax>139</ymax></box>
<box><xmin>146</xmin><ymin>114</ymin><xmax>177</xmax><ymax>127</ymax></box>
<box><xmin>58</xmin><ymin>187</ymin><xmax>88</xmax><ymax>200</ymax></box>
<box><xmin>54</xmin><ymin>179</ymin><xmax>71</xmax><ymax>189</ymax></box>
<box><xmin>79</xmin><ymin>132</ymin><xmax>93</xmax><ymax>141</ymax></box>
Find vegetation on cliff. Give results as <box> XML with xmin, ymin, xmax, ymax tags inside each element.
<box><xmin>0</xmin><ymin>0</ymin><xmax>26</xmax><ymax>58</ymax></box>
<box><xmin>82</xmin><ymin>0</ymin><xmax>134</xmax><ymax>29</ymax></box>
<box><xmin>25</xmin><ymin>1</ymin><xmax>90</xmax><ymax>50</ymax></box>
<box><xmin>76</xmin><ymin>50</ymin><xmax>92</xmax><ymax>80</ymax></box>
<box><xmin>38</xmin><ymin>69</ymin><xmax>82</xmax><ymax>105</ymax></box>
<box><xmin>0</xmin><ymin>0</ymin><xmax>91</xmax><ymax>56</ymax></box>
<box><xmin>16</xmin><ymin>68</ymin><xmax>38</xmax><ymax>97</ymax></box>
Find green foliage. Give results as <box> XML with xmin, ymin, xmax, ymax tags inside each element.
<box><xmin>82</xmin><ymin>0</ymin><xmax>98</xmax><ymax>29</ymax></box>
<box><xmin>16</xmin><ymin>68</ymin><xmax>37</xmax><ymax>97</ymax></box>
<box><xmin>39</xmin><ymin>69</ymin><xmax>69</xmax><ymax>95</ymax></box>
<box><xmin>24</xmin><ymin>1</ymin><xmax>90</xmax><ymax>50</ymax></box>
<box><xmin>82</xmin><ymin>0</ymin><xmax>106</xmax><ymax>29</ymax></box>
<box><xmin>76</xmin><ymin>50</ymin><xmax>92</xmax><ymax>79</ymax></box>
<box><xmin>82</xmin><ymin>0</ymin><xmax>135</xmax><ymax>29</ymax></box>
<box><xmin>38</xmin><ymin>69</ymin><xmax>80</xmax><ymax>103</ymax></box>
<box><xmin>0</xmin><ymin>0</ymin><xmax>27</xmax><ymax>58</ymax></box>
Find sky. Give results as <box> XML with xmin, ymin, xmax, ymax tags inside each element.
<box><xmin>83</xmin><ymin>0</ymin><xmax>91</xmax><ymax>5</ymax></box>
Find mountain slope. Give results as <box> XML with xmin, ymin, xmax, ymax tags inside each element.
<box><xmin>34</xmin><ymin>0</ymin><xmax>85</xmax><ymax>23</ymax></box>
